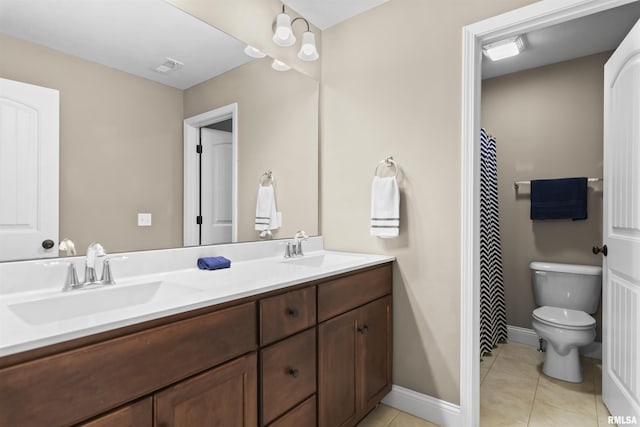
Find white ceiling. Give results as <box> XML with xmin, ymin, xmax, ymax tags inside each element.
<box><xmin>282</xmin><ymin>0</ymin><xmax>389</xmax><ymax>30</ymax></box>
<box><xmin>482</xmin><ymin>1</ymin><xmax>640</xmax><ymax>79</ymax></box>
<box><xmin>0</xmin><ymin>0</ymin><xmax>254</xmax><ymax>90</ymax></box>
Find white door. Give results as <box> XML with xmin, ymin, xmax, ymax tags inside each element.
<box><xmin>200</xmin><ymin>127</ymin><xmax>232</xmax><ymax>245</ymax></box>
<box><xmin>602</xmin><ymin>18</ymin><xmax>640</xmax><ymax>423</ymax></box>
<box><xmin>0</xmin><ymin>78</ymin><xmax>59</xmax><ymax>261</ymax></box>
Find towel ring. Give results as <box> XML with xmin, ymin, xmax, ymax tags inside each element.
<box><xmin>374</xmin><ymin>157</ymin><xmax>399</xmax><ymax>178</ymax></box>
<box><xmin>260</xmin><ymin>171</ymin><xmax>273</xmax><ymax>186</ymax></box>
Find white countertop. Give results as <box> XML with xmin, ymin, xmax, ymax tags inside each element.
<box><xmin>0</xmin><ymin>248</ymin><xmax>393</xmax><ymax>358</ymax></box>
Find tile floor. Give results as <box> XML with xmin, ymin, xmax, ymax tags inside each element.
<box><xmin>357</xmin><ymin>342</ymin><xmax>615</xmax><ymax>427</ymax></box>
<box><xmin>480</xmin><ymin>342</ymin><xmax>613</xmax><ymax>427</ymax></box>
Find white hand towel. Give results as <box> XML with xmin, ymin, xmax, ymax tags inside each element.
<box><xmin>255</xmin><ymin>184</ymin><xmax>280</xmax><ymax>231</ymax></box>
<box><xmin>370</xmin><ymin>176</ymin><xmax>400</xmax><ymax>238</ymax></box>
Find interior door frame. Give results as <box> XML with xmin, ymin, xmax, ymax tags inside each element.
<box><xmin>183</xmin><ymin>103</ymin><xmax>238</xmax><ymax>247</ymax></box>
<box><xmin>460</xmin><ymin>1</ymin><xmax>636</xmax><ymax>425</ymax></box>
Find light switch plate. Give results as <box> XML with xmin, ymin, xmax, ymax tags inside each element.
<box><xmin>138</xmin><ymin>213</ymin><xmax>152</xmax><ymax>227</ymax></box>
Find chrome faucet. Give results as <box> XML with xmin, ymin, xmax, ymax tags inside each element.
<box><xmin>62</xmin><ymin>242</ymin><xmax>110</xmax><ymax>291</ymax></box>
<box><xmin>84</xmin><ymin>242</ymin><xmax>106</xmax><ymax>284</ymax></box>
<box><xmin>284</xmin><ymin>230</ymin><xmax>308</xmax><ymax>258</ymax></box>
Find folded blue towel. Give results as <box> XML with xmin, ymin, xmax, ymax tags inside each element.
<box><xmin>197</xmin><ymin>256</ymin><xmax>231</xmax><ymax>270</ymax></box>
<box><xmin>530</xmin><ymin>177</ymin><xmax>588</xmax><ymax>220</ymax></box>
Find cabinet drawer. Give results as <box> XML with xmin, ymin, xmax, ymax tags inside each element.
<box><xmin>268</xmin><ymin>395</ymin><xmax>316</xmax><ymax>427</ymax></box>
<box><xmin>318</xmin><ymin>263</ymin><xmax>392</xmax><ymax>322</ymax></box>
<box><xmin>79</xmin><ymin>398</ymin><xmax>152</xmax><ymax>427</ymax></box>
<box><xmin>0</xmin><ymin>302</ymin><xmax>257</xmax><ymax>427</ymax></box>
<box><xmin>261</xmin><ymin>328</ymin><xmax>316</xmax><ymax>425</ymax></box>
<box><xmin>260</xmin><ymin>286</ymin><xmax>316</xmax><ymax>345</ymax></box>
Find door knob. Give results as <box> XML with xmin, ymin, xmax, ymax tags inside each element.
<box><xmin>42</xmin><ymin>239</ymin><xmax>55</xmax><ymax>250</ymax></box>
<box><xmin>592</xmin><ymin>245</ymin><xmax>608</xmax><ymax>256</ymax></box>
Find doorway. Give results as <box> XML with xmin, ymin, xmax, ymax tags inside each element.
<box><xmin>183</xmin><ymin>103</ymin><xmax>238</xmax><ymax>247</ymax></box>
<box><xmin>461</xmin><ymin>1</ymin><xmax>640</xmax><ymax>425</ymax></box>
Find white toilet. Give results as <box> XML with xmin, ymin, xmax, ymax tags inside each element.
<box><xmin>530</xmin><ymin>261</ymin><xmax>602</xmax><ymax>383</ymax></box>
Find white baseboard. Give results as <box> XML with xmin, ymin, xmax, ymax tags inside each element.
<box><xmin>382</xmin><ymin>385</ymin><xmax>461</xmax><ymax>427</ymax></box>
<box><xmin>507</xmin><ymin>325</ymin><xmax>602</xmax><ymax>360</ymax></box>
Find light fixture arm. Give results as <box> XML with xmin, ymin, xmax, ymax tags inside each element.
<box><xmin>291</xmin><ymin>17</ymin><xmax>311</xmax><ymax>32</ymax></box>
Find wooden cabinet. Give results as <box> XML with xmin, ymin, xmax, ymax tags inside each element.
<box><xmin>79</xmin><ymin>398</ymin><xmax>152</xmax><ymax>427</ymax></box>
<box><xmin>155</xmin><ymin>353</ymin><xmax>257</xmax><ymax>427</ymax></box>
<box><xmin>318</xmin><ymin>266</ymin><xmax>392</xmax><ymax>427</ymax></box>
<box><xmin>0</xmin><ymin>262</ymin><xmax>392</xmax><ymax>427</ymax></box>
<box><xmin>261</xmin><ymin>328</ymin><xmax>316</xmax><ymax>425</ymax></box>
<box><xmin>260</xmin><ymin>286</ymin><xmax>316</xmax><ymax>346</ymax></box>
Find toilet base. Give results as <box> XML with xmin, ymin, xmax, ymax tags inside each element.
<box><xmin>542</xmin><ymin>345</ymin><xmax>583</xmax><ymax>383</ymax></box>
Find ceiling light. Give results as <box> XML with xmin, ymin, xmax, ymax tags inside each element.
<box><xmin>298</xmin><ymin>31</ymin><xmax>319</xmax><ymax>61</ymax></box>
<box><xmin>244</xmin><ymin>45</ymin><xmax>266</xmax><ymax>58</ymax></box>
<box><xmin>271</xmin><ymin>4</ymin><xmax>319</xmax><ymax>62</ymax></box>
<box><xmin>483</xmin><ymin>36</ymin><xmax>524</xmax><ymax>61</ymax></box>
<box><xmin>271</xmin><ymin>59</ymin><xmax>291</xmax><ymax>71</ymax></box>
<box><xmin>273</xmin><ymin>10</ymin><xmax>296</xmax><ymax>47</ymax></box>
<box><xmin>153</xmin><ymin>58</ymin><xmax>184</xmax><ymax>73</ymax></box>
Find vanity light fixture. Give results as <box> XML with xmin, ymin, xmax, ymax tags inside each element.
<box><xmin>271</xmin><ymin>59</ymin><xmax>291</xmax><ymax>71</ymax></box>
<box><xmin>483</xmin><ymin>36</ymin><xmax>524</xmax><ymax>61</ymax></box>
<box><xmin>272</xmin><ymin>5</ymin><xmax>319</xmax><ymax>62</ymax></box>
<box><xmin>244</xmin><ymin>45</ymin><xmax>266</xmax><ymax>58</ymax></box>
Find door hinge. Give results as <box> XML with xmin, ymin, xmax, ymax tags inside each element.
<box><xmin>196</xmin><ymin>144</ymin><xmax>203</xmax><ymax>154</ymax></box>
<box><xmin>196</xmin><ymin>215</ymin><xmax>202</xmax><ymax>225</ymax></box>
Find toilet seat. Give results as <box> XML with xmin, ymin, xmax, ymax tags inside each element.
<box><xmin>533</xmin><ymin>306</ymin><xmax>595</xmax><ymax>330</ymax></box>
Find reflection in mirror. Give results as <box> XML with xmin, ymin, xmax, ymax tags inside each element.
<box><xmin>0</xmin><ymin>0</ymin><xmax>319</xmax><ymax>261</ymax></box>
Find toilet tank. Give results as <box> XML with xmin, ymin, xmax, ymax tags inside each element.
<box><xmin>530</xmin><ymin>262</ymin><xmax>602</xmax><ymax>314</ymax></box>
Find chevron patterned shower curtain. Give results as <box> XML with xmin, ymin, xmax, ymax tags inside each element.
<box><xmin>480</xmin><ymin>128</ymin><xmax>507</xmax><ymax>357</ymax></box>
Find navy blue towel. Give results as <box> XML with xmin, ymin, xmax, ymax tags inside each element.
<box><xmin>530</xmin><ymin>177</ymin><xmax>588</xmax><ymax>220</ymax></box>
<box><xmin>197</xmin><ymin>256</ymin><xmax>231</xmax><ymax>270</ymax></box>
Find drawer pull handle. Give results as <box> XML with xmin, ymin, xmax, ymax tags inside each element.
<box><xmin>288</xmin><ymin>368</ymin><xmax>299</xmax><ymax>378</ymax></box>
<box><xmin>357</xmin><ymin>325</ymin><xmax>369</xmax><ymax>334</ymax></box>
<box><xmin>287</xmin><ymin>308</ymin><xmax>299</xmax><ymax>318</ymax></box>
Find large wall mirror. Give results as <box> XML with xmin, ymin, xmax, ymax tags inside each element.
<box><xmin>0</xmin><ymin>0</ymin><xmax>319</xmax><ymax>261</ymax></box>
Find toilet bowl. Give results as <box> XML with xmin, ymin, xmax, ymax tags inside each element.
<box><xmin>532</xmin><ymin>306</ymin><xmax>596</xmax><ymax>383</ymax></box>
<box><xmin>530</xmin><ymin>262</ymin><xmax>601</xmax><ymax>383</ymax></box>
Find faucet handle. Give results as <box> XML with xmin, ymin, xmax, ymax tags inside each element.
<box><xmin>100</xmin><ymin>256</ymin><xmax>127</xmax><ymax>285</ymax></box>
<box><xmin>63</xmin><ymin>263</ymin><xmax>80</xmax><ymax>292</ymax></box>
<box><xmin>284</xmin><ymin>241</ymin><xmax>292</xmax><ymax>258</ymax></box>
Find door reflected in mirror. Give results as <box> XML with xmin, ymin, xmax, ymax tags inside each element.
<box><xmin>0</xmin><ymin>0</ymin><xmax>319</xmax><ymax>261</ymax></box>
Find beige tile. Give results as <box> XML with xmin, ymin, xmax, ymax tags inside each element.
<box><xmin>357</xmin><ymin>404</ymin><xmax>400</xmax><ymax>427</ymax></box>
<box><xmin>480</xmin><ymin>365</ymin><xmax>490</xmax><ymax>383</ymax></box>
<box><xmin>536</xmin><ymin>374</ymin><xmax>597</xmax><ymax>418</ymax></box>
<box><xmin>387</xmin><ymin>412</ymin><xmax>439</xmax><ymax>427</ymax></box>
<box><xmin>481</xmin><ymin>351</ymin><xmax>500</xmax><ymax>370</ymax></box>
<box><xmin>491</xmin><ymin>351</ymin><xmax>541</xmax><ymax>380</ymax></box>
<box><xmin>529</xmin><ymin>400</ymin><xmax>598</xmax><ymax>427</ymax></box>
<box><xmin>596</xmin><ymin>394</ymin><xmax>617</xmax><ymax>427</ymax></box>
<box><xmin>581</xmin><ymin>357</ymin><xmax>597</xmax><ymax>385</ymax></box>
<box><xmin>480</xmin><ymin>370</ymin><xmax>537</xmax><ymax>426</ymax></box>
<box><xmin>593</xmin><ymin>360</ymin><xmax>603</xmax><ymax>387</ymax></box>
<box><xmin>499</xmin><ymin>342</ymin><xmax>545</xmax><ymax>366</ymax></box>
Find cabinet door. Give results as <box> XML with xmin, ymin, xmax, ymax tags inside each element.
<box><xmin>318</xmin><ymin>309</ymin><xmax>359</xmax><ymax>427</ymax></box>
<box><xmin>154</xmin><ymin>353</ymin><xmax>257</xmax><ymax>427</ymax></box>
<box><xmin>358</xmin><ymin>296</ymin><xmax>392</xmax><ymax>415</ymax></box>
<box><xmin>80</xmin><ymin>398</ymin><xmax>152</xmax><ymax>427</ymax></box>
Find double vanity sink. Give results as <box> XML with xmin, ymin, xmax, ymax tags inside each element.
<box><xmin>0</xmin><ymin>239</ymin><xmax>395</xmax><ymax>427</ymax></box>
<box><xmin>1</xmin><ymin>246</ymin><xmax>388</xmax><ymax>356</ymax></box>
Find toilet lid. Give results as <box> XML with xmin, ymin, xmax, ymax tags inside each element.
<box><xmin>533</xmin><ymin>306</ymin><xmax>596</xmax><ymax>328</ymax></box>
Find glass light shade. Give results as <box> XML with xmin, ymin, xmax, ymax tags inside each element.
<box><xmin>297</xmin><ymin>31</ymin><xmax>319</xmax><ymax>61</ymax></box>
<box><xmin>273</xmin><ymin>13</ymin><xmax>296</xmax><ymax>47</ymax></box>
<box><xmin>244</xmin><ymin>45</ymin><xmax>266</xmax><ymax>58</ymax></box>
<box><xmin>271</xmin><ymin>59</ymin><xmax>291</xmax><ymax>71</ymax></box>
<box><xmin>483</xmin><ymin>36</ymin><xmax>524</xmax><ymax>61</ymax></box>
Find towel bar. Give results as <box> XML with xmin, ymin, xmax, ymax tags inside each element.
<box><xmin>374</xmin><ymin>157</ymin><xmax>399</xmax><ymax>178</ymax></box>
<box><xmin>514</xmin><ymin>177</ymin><xmax>602</xmax><ymax>190</ymax></box>
<box><xmin>260</xmin><ymin>171</ymin><xmax>274</xmax><ymax>186</ymax></box>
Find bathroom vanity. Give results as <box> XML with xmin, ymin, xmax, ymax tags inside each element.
<box><xmin>0</xmin><ymin>243</ymin><xmax>392</xmax><ymax>427</ymax></box>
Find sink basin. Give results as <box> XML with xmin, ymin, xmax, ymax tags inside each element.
<box><xmin>281</xmin><ymin>253</ymin><xmax>364</xmax><ymax>268</ymax></box>
<box><xmin>9</xmin><ymin>281</ymin><xmax>200</xmax><ymax>325</ymax></box>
